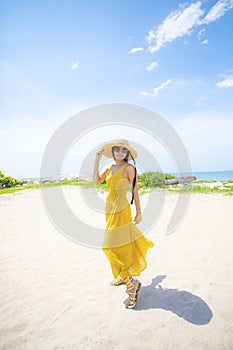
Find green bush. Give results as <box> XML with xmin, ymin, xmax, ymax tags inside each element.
<box><xmin>139</xmin><ymin>172</ymin><xmax>166</xmax><ymax>188</ymax></box>
<box><xmin>164</xmin><ymin>173</ymin><xmax>175</xmax><ymax>180</ymax></box>
<box><xmin>0</xmin><ymin>171</ymin><xmax>22</xmax><ymax>188</ymax></box>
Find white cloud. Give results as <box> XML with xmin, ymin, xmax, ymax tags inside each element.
<box><xmin>145</xmin><ymin>61</ymin><xmax>158</xmax><ymax>72</ymax></box>
<box><xmin>216</xmin><ymin>75</ymin><xmax>233</xmax><ymax>88</ymax></box>
<box><xmin>146</xmin><ymin>2</ymin><xmax>204</xmax><ymax>52</ymax></box>
<box><xmin>198</xmin><ymin>28</ymin><xmax>206</xmax><ymax>37</ymax></box>
<box><xmin>197</xmin><ymin>27</ymin><xmax>208</xmax><ymax>44</ymax></box>
<box><xmin>201</xmin><ymin>0</ymin><xmax>233</xmax><ymax>24</ymax></box>
<box><xmin>139</xmin><ymin>91</ymin><xmax>149</xmax><ymax>96</ymax></box>
<box><xmin>153</xmin><ymin>79</ymin><xmax>173</xmax><ymax>95</ymax></box>
<box><xmin>71</xmin><ymin>62</ymin><xmax>79</xmax><ymax>70</ymax></box>
<box><xmin>128</xmin><ymin>47</ymin><xmax>144</xmax><ymax>54</ymax></box>
<box><xmin>145</xmin><ymin>0</ymin><xmax>233</xmax><ymax>52</ymax></box>
<box><xmin>139</xmin><ymin>79</ymin><xmax>173</xmax><ymax>97</ymax></box>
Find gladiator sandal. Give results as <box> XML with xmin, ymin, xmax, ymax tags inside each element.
<box><xmin>110</xmin><ymin>277</ymin><xmax>126</xmax><ymax>286</ymax></box>
<box><xmin>125</xmin><ymin>277</ymin><xmax>141</xmax><ymax>309</ymax></box>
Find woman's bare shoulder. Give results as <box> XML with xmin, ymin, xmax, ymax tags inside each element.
<box><xmin>125</xmin><ymin>163</ymin><xmax>135</xmax><ymax>174</ymax></box>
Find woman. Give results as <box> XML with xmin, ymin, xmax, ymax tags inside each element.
<box><xmin>93</xmin><ymin>139</ymin><xmax>154</xmax><ymax>309</ymax></box>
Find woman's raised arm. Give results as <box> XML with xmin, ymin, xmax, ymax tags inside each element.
<box><xmin>93</xmin><ymin>150</ymin><xmax>108</xmax><ymax>184</ymax></box>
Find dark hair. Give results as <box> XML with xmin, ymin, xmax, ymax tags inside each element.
<box><xmin>111</xmin><ymin>147</ymin><xmax>116</xmax><ymax>160</ymax></box>
<box><xmin>129</xmin><ymin>152</ymin><xmax>137</xmax><ymax>205</ymax></box>
<box><xmin>124</xmin><ymin>150</ymin><xmax>130</xmax><ymax>161</ymax></box>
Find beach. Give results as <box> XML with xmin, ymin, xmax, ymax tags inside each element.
<box><xmin>0</xmin><ymin>187</ymin><xmax>233</xmax><ymax>350</ymax></box>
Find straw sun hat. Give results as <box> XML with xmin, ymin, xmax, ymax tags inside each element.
<box><xmin>102</xmin><ymin>139</ymin><xmax>138</xmax><ymax>160</ymax></box>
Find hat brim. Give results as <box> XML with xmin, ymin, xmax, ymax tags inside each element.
<box><xmin>102</xmin><ymin>143</ymin><xmax>138</xmax><ymax>159</ymax></box>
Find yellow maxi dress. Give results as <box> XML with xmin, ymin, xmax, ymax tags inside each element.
<box><xmin>102</xmin><ymin>163</ymin><xmax>154</xmax><ymax>279</ymax></box>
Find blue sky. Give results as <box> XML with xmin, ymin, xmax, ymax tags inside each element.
<box><xmin>1</xmin><ymin>0</ymin><xmax>233</xmax><ymax>178</ymax></box>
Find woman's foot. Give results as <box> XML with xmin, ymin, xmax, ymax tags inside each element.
<box><xmin>125</xmin><ymin>277</ymin><xmax>141</xmax><ymax>309</ymax></box>
<box><xmin>110</xmin><ymin>277</ymin><xmax>126</xmax><ymax>286</ymax></box>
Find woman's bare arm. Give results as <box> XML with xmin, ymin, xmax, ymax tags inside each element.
<box><xmin>126</xmin><ymin>164</ymin><xmax>142</xmax><ymax>224</ymax></box>
<box><xmin>93</xmin><ymin>150</ymin><xmax>108</xmax><ymax>184</ymax></box>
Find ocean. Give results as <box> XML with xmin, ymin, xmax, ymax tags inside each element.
<box><xmin>169</xmin><ymin>170</ymin><xmax>233</xmax><ymax>181</ymax></box>
<box><xmin>21</xmin><ymin>170</ymin><xmax>233</xmax><ymax>182</ymax></box>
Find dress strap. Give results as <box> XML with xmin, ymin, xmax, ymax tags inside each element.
<box><xmin>119</xmin><ymin>163</ymin><xmax>128</xmax><ymax>174</ymax></box>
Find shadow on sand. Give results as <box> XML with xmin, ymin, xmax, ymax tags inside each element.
<box><xmin>124</xmin><ymin>275</ymin><xmax>213</xmax><ymax>324</ymax></box>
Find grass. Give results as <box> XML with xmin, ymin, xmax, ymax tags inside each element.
<box><xmin>166</xmin><ymin>184</ymin><xmax>233</xmax><ymax>195</ymax></box>
<box><xmin>0</xmin><ymin>179</ymin><xmax>107</xmax><ymax>195</ymax></box>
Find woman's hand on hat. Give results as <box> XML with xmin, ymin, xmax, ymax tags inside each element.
<box><xmin>134</xmin><ymin>212</ymin><xmax>142</xmax><ymax>225</ymax></box>
<box><xmin>96</xmin><ymin>149</ymin><xmax>104</xmax><ymax>161</ymax></box>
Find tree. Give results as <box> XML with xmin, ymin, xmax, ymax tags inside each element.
<box><xmin>0</xmin><ymin>171</ymin><xmax>22</xmax><ymax>188</ymax></box>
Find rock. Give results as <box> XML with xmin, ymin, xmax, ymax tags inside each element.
<box><xmin>178</xmin><ymin>176</ymin><xmax>197</xmax><ymax>184</ymax></box>
<box><xmin>33</xmin><ymin>180</ymin><xmax>40</xmax><ymax>185</ymax></box>
<box><xmin>165</xmin><ymin>176</ymin><xmax>197</xmax><ymax>186</ymax></box>
<box><xmin>41</xmin><ymin>179</ymin><xmax>50</xmax><ymax>184</ymax></box>
<box><xmin>21</xmin><ymin>180</ymin><xmax>31</xmax><ymax>185</ymax></box>
<box><xmin>165</xmin><ymin>179</ymin><xmax>179</xmax><ymax>185</ymax></box>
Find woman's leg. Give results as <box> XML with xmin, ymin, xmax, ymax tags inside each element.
<box><xmin>125</xmin><ymin>276</ymin><xmax>141</xmax><ymax>309</ymax></box>
<box><xmin>110</xmin><ymin>276</ymin><xmax>126</xmax><ymax>286</ymax></box>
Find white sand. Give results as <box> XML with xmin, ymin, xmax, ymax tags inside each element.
<box><xmin>0</xmin><ymin>188</ymin><xmax>233</xmax><ymax>350</ymax></box>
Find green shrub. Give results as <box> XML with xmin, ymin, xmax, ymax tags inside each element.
<box><xmin>164</xmin><ymin>173</ymin><xmax>175</xmax><ymax>180</ymax></box>
<box><xmin>0</xmin><ymin>170</ymin><xmax>22</xmax><ymax>188</ymax></box>
<box><xmin>139</xmin><ymin>171</ymin><xmax>166</xmax><ymax>188</ymax></box>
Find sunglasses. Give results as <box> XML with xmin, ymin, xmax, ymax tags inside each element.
<box><xmin>112</xmin><ymin>146</ymin><xmax>129</xmax><ymax>154</ymax></box>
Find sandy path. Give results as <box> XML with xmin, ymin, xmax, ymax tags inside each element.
<box><xmin>0</xmin><ymin>188</ymin><xmax>233</xmax><ymax>350</ymax></box>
